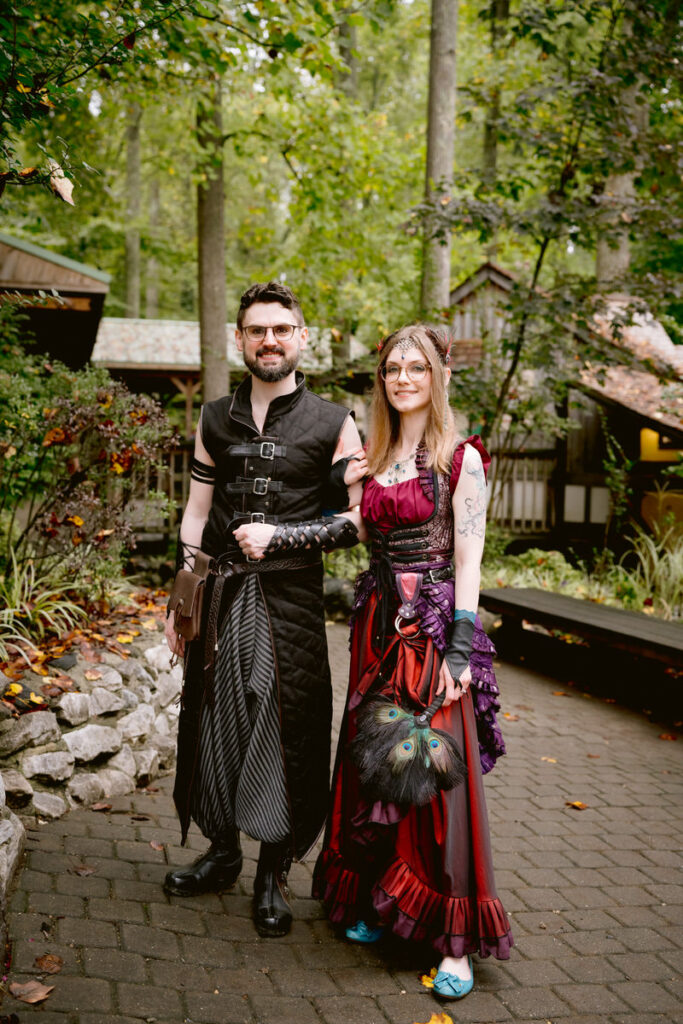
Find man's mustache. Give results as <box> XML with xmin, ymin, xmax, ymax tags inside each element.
<box><xmin>256</xmin><ymin>345</ymin><xmax>285</xmax><ymax>358</ymax></box>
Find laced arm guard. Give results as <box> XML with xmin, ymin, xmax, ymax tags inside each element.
<box><xmin>264</xmin><ymin>515</ymin><xmax>358</xmax><ymax>557</ymax></box>
<box><xmin>443</xmin><ymin>616</ymin><xmax>475</xmax><ymax>684</ymax></box>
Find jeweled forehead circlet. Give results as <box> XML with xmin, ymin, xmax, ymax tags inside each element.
<box><xmin>395</xmin><ymin>336</ymin><xmax>422</xmax><ymax>360</ymax></box>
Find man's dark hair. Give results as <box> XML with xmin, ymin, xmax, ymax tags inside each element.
<box><xmin>236</xmin><ymin>281</ymin><xmax>304</xmax><ymax>330</ymax></box>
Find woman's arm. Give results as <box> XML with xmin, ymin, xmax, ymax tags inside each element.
<box><xmin>437</xmin><ymin>443</ymin><xmax>487</xmax><ymax>706</ymax></box>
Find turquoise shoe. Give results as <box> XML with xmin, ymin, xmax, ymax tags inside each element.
<box><xmin>345</xmin><ymin>920</ymin><xmax>385</xmax><ymax>944</ymax></box>
<box><xmin>432</xmin><ymin>956</ymin><xmax>474</xmax><ymax>1000</ymax></box>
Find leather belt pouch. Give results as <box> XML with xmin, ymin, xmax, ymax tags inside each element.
<box><xmin>168</xmin><ymin>551</ymin><xmax>213</xmax><ymax>642</ymax></box>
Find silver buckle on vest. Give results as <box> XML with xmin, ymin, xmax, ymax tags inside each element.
<box><xmin>252</xmin><ymin>478</ymin><xmax>268</xmax><ymax>495</ymax></box>
<box><xmin>250</xmin><ymin>512</ymin><xmax>265</xmax><ymax>523</ymax></box>
<box><xmin>260</xmin><ymin>441</ymin><xmax>275</xmax><ymax>459</ymax></box>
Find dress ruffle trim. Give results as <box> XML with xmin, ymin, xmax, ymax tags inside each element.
<box><xmin>373</xmin><ymin>856</ymin><xmax>514</xmax><ymax>960</ymax></box>
<box><xmin>313</xmin><ymin>849</ymin><xmax>513</xmax><ymax>960</ymax></box>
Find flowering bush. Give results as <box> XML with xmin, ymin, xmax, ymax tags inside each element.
<box><xmin>0</xmin><ymin>306</ymin><xmax>177</xmax><ymax>609</ymax></box>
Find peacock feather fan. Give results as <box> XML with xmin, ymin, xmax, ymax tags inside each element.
<box><xmin>350</xmin><ymin>697</ymin><xmax>467</xmax><ymax>807</ymax></box>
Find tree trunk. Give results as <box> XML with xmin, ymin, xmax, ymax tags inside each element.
<box><xmin>145</xmin><ymin>176</ymin><xmax>160</xmax><ymax>319</ymax></box>
<box><xmin>420</xmin><ymin>0</ymin><xmax>458</xmax><ymax>319</ymax></box>
<box><xmin>125</xmin><ymin>101</ymin><xmax>142</xmax><ymax>318</ymax></box>
<box><xmin>197</xmin><ymin>79</ymin><xmax>228</xmax><ymax>404</ymax></box>
<box><xmin>482</xmin><ymin>0</ymin><xmax>509</xmax><ymax>262</ymax></box>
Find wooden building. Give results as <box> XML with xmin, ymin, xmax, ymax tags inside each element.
<box><xmin>0</xmin><ymin>231</ymin><xmax>110</xmax><ymax>367</ymax></box>
<box><xmin>449</xmin><ymin>263</ymin><xmax>683</xmax><ymax>545</ymax></box>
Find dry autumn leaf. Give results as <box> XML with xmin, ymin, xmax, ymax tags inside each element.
<box><xmin>34</xmin><ymin>952</ymin><xmax>63</xmax><ymax>974</ymax></box>
<box><xmin>658</xmin><ymin>734</ymin><xmax>677</xmax><ymax>741</ymax></box>
<box><xmin>91</xmin><ymin>802</ymin><xmax>112</xmax><ymax>813</ymax></box>
<box><xmin>552</xmin><ymin>691</ymin><xmax>571</xmax><ymax>697</ymax></box>
<box><xmin>116</xmin><ymin>634</ymin><xmax>134</xmax><ymax>644</ymax></box>
<box><xmin>141</xmin><ymin>618</ymin><xmax>158</xmax><ymax>630</ymax></box>
<box><xmin>417</xmin><ymin>1015</ymin><xmax>454</xmax><ymax>1024</ymax></box>
<box><xmin>84</xmin><ymin>670</ymin><xmax>102</xmax><ymax>681</ymax></box>
<box><xmin>587</xmin><ymin>753</ymin><xmax>601</xmax><ymax>758</ymax></box>
<box><xmin>541</xmin><ymin>756</ymin><xmax>557</xmax><ymax>763</ymax></box>
<box><xmin>48</xmin><ymin>159</ymin><xmax>75</xmax><ymax>205</ymax></box>
<box><xmin>71</xmin><ymin>864</ymin><xmax>96</xmax><ymax>877</ymax></box>
<box><xmin>150</xmin><ymin>840</ymin><xmax>164</xmax><ymax>851</ymax></box>
<box><xmin>566</xmin><ymin>800</ymin><xmax>588</xmax><ymax>810</ymax></box>
<box><xmin>503</xmin><ymin>712</ymin><xmax>519</xmax><ymax>721</ymax></box>
<box><xmin>420</xmin><ymin>966</ymin><xmax>437</xmax><ymax>989</ymax></box>
<box><xmin>9</xmin><ymin>979</ymin><xmax>55</xmax><ymax>1004</ymax></box>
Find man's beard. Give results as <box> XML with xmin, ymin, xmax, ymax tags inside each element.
<box><xmin>243</xmin><ymin>346</ymin><xmax>300</xmax><ymax>383</ymax></box>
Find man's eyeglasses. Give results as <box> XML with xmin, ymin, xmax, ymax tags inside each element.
<box><xmin>380</xmin><ymin>361</ymin><xmax>430</xmax><ymax>383</ymax></box>
<box><xmin>242</xmin><ymin>323</ymin><xmax>301</xmax><ymax>343</ymax></box>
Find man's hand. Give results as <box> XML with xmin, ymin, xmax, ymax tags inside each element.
<box><xmin>436</xmin><ymin>661</ymin><xmax>471</xmax><ymax>708</ymax></box>
<box><xmin>340</xmin><ymin>446</ymin><xmax>368</xmax><ymax>486</ymax></box>
<box><xmin>233</xmin><ymin>522</ymin><xmax>277</xmax><ymax>560</ymax></box>
<box><xmin>165</xmin><ymin>610</ymin><xmax>185</xmax><ymax>659</ymax></box>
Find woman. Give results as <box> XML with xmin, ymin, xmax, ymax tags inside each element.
<box><xmin>313</xmin><ymin>324</ymin><xmax>513</xmax><ymax>999</ymax></box>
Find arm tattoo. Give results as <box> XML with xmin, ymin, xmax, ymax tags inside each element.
<box><xmin>457</xmin><ymin>451</ymin><xmax>486</xmax><ymax>538</ymax></box>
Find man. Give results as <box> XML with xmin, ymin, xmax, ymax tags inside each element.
<box><xmin>164</xmin><ymin>281</ymin><xmax>366</xmax><ymax>938</ymax></box>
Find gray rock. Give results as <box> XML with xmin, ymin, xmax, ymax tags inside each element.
<box><xmin>97</xmin><ymin>768</ymin><xmax>135</xmax><ymax>798</ymax></box>
<box><xmin>121</xmin><ymin>660</ymin><xmax>156</xmax><ymax>686</ymax></box>
<box><xmin>63</xmin><ymin>724</ymin><xmax>122</xmax><ymax>763</ymax></box>
<box><xmin>67</xmin><ymin>773</ymin><xmax>104</xmax><ymax>806</ymax></box>
<box><xmin>0</xmin><ymin>771</ymin><xmax>4</xmax><ymax>809</ymax></box>
<box><xmin>99</xmin><ymin>652</ymin><xmax>129</xmax><ymax>672</ymax></box>
<box><xmin>21</xmin><ymin>750</ymin><xmax>75</xmax><ymax>783</ymax></box>
<box><xmin>165</xmin><ymin>701</ymin><xmax>180</xmax><ymax>721</ymax></box>
<box><xmin>89</xmin><ymin>687</ymin><xmax>125</xmax><ymax>716</ymax></box>
<box><xmin>91</xmin><ymin>665</ymin><xmax>124</xmax><ymax>692</ymax></box>
<box><xmin>32</xmin><ymin>791</ymin><xmax>67</xmax><ymax>819</ymax></box>
<box><xmin>119</xmin><ymin>688</ymin><xmax>140</xmax><ymax>710</ymax></box>
<box><xmin>117</xmin><ymin>704</ymin><xmax>155</xmax><ymax>742</ymax></box>
<box><xmin>153</xmin><ymin>712</ymin><xmax>170</xmax><ymax>735</ymax></box>
<box><xmin>131</xmin><ymin>683</ymin><xmax>153</xmax><ymax>705</ymax></box>
<box><xmin>144</xmin><ymin>643</ymin><xmax>173</xmax><ymax>673</ymax></box>
<box><xmin>0</xmin><ymin>819</ymin><xmax>14</xmax><ymax>845</ymax></box>
<box><xmin>1</xmin><ymin>770</ymin><xmax>33</xmax><ymax>808</ymax></box>
<box><xmin>153</xmin><ymin>672</ymin><xmax>181</xmax><ymax>711</ymax></box>
<box><xmin>56</xmin><ymin>692</ymin><xmax>91</xmax><ymax>726</ymax></box>
<box><xmin>0</xmin><ymin>809</ymin><xmax>24</xmax><ymax>892</ymax></box>
<box><xmin>150</xmin><ymin>731</ymin><xmax>176</xmax><ymax>770</ymax></box>
<box><xmin>133</xmin><ymin>747</ymin><xmax>159</xmax><ymax>785</ymax></box>
<box><xmin>108</xmin><ymin>744</ymin><xmax>137</xmax><ymax>778</ymax></box>
<box><xmin>0</xmin><ymin>711</ymin><xmax>60</xmax><ymax>756</ymax></box>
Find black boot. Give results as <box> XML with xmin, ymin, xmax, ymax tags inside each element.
<box><xmin>164</xmin><ymin>831</ymin><xmax>242</xmax><ymax>897</ymax></box>
<box><xmin>253</xmin><ymin>840</ymin><xmax>293</xmax><ymax>937</ymax></box>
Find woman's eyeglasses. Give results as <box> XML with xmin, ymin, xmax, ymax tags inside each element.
<box><xmin>380</xmin><ymin>361</ymin><xmax>430</xmax><ymax>383</ymax></box>
<box><xmin>242</xmin><ymin>323</ymin><xmax>301</xmax><ymax>342</ymax></box>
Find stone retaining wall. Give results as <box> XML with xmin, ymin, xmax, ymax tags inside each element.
<box><xmin>0</xmin><ymin>633</ymin><xmax>179</xmax><ymax>924</ymax></box>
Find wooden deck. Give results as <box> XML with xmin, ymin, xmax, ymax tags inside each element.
<box><xmin>479</xmin><ymin>587</ymin><xmax>683</xmax><ymax>668</ymax></box>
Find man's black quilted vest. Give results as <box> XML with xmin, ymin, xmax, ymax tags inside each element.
<box><xmin>173</xmin><ymin>373</ymin><xmax>349</xmax><ymax>860</ymax></box>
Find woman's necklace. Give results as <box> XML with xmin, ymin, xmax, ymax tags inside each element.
<box><xmin>386</xmin><ymin>445</ymin><xmax>418</xmax><ymax>486</ymax></box>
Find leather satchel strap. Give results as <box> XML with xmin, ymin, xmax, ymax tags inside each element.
<box><xmin>203</xmin><ymin>574</ymin><xmax>226</xmax><ymax>709</ymax></box>
<box><xmin>227</xmin><ymin>442</ymin><xmax>287</xmax><ymax>459</ymax></box>
<box><xmin>224</xmin><ymin>476</ymin><xmax>284</xmax><ymax>495</ymax></box>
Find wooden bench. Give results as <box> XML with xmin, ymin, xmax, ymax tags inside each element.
<box><xmin>479</xmin><ymin>587</ymin><xmax>683</xmax><ymax>668</ymax></box>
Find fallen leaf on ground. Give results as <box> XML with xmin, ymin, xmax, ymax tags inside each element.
<box><xmin>540</xmin><ymin>756</ymin><xmax>557</xmax><ymax>763</ymax></box>
<box><xmin>566</xmin><ymin>800</ymin><xmax>588</xmax><ymax>810</ymax></box>
<box><xmin>658</xmin><ymin>734</ymin><xmax>677</xmax><ymax>741</ymax></box>
<box><xmin>503</xmin><ymin>712</ymin><xmax>519</xmax><ymax>721</ymax></box>
<box><xmin>131</xmin><ymin>814</ymin><xmax>150</xmax><ymax>821</ymax></box>
<box><xmin>84</xmin><ymin>670</ymin><xmax>102</xmax><ymax>681</ymax></box>
<box><xmin>587</xmin><ymin>753</ymin><xmax>601</xmax><ymax>758</ymax></box>
<box><xmin>141</xmin><ymin>618</ymin><xmax>158</xmax><ymax>630</ymax></box>
<box><xmin>413</xmin><ymin>1014</ymin><xmax>454</xmax><ymax>1024</ymax></box>
<box><xmin>91</xmin><ymin>802</ymin><xmax>112</xmax><ymax>813</ymax></box>
<box><xmin>116</xmin><ymin>634</ymin><xmax>134</xmax><ymax>644</ymax></box>
<box><xmin>150</xmin><ymin>840</ymin><xmax>164</xmax><ymax>851</ymax></box>
<box><xmin>420</xmin><ymin>966</ymin><xmax>438</xmax><ymax>989</ymax></box>
<box><xmin>71</xmin><ymin>864</ymin><xmax>96</xmax><ymax>877</ymax></box>
<box><xmin>9</xmin><ymin>979</ymin><xmax>55</xmax><ymax>1003</ymax></box>
<box><xmin>552</xmin><ymin>691</ymin><xmax>571</xmax><ymax>697</ymax></box>
<box><xmin>35</xmin><ymin>952</ymin><xmax>63</xmax><ymax>974</ymax></box>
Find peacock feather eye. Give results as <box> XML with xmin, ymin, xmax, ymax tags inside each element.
<box><xmin>429</xmin><ymin>737</ymin><xmax>441</xmax><ymax>750</ymax></box>
<box><xmin>388</xmin><ymin>708</ymin><xmax>399</xmax><ymax>719</ymax></box>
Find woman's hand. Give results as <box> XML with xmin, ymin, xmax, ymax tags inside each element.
<box><xmin>233</xmin><ymin>522</ymin><xmax>277</xmax><ymax>560</ymax></box>
<box><xmin>165</xmin><ymin>610</ymin><xmax>185</xmax><ymax>659</ymax></box>
<box><xmin>436</xmin><ymin>661</ymin><xmax>471</xmax><ymax>708</ymax></box>
<box><xmin>340</xmin><ymin>446</ymin><xmax>368</xmax><ymax>485</ymax></box>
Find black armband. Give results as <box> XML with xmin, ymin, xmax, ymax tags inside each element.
<box><xmin>264</xmin><ymin>516</ymin><xmax>358</xmax><ymax>557</ymax></box>
<box><xmin>191</xmin><ymin>457</ymin><xmax>215</xmax><ymax>485</ymax></box>
<box><xmin>321</xmin><ymin>456</ymin><xmax>354</xmax><ymax>514</ymax></box>
<box><xmin>443</xmin><ymin>616</ymin><xmax>475</xmax><ymax>684</ymax></box>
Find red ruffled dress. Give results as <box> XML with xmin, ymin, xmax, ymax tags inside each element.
<box><xmin>313</xmin><ymin>437</ymin><xmax>513</xmax><ymax>960</ymax></box>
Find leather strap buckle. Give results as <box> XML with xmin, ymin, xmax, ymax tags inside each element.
<box><xmin>260</xmin><ymin>441</ymin><xmax>276</xmax><ymax>459</ymax></box>
<box><xmin>252</xmin><ymin>478</ymin><xmax>269</xmax><ymax>495</ymax></box>
<box><xmin>250</xmin><ymin>511</ymin><xmax>265</xmax><ymax>523</ymax></box>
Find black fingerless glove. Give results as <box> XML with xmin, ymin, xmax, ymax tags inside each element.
<box><xmin>443</xmin><ymin>617</ymin><xmax>475</xmax><ymax>684</ymax></box>
<box><xmin>264</xmin><ymin>516</ymin><xmax>359</xmax><ymax>557</ymax></box>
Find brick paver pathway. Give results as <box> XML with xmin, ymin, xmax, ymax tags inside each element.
<box><xmin>3</xmin><ymin>624</ymin><xmax>682</xmax><ymax>1024</ymax></box>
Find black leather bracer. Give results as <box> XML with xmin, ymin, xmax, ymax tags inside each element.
<box><xmin>265</xmin><ymin>516</ymin><xmax>358</xmax><ymax>557</ymax></box>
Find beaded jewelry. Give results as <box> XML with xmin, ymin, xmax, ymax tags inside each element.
<box><xmin>386</xmin><ymin>446</ymin><xmax>418</xmax><ymax>486</ymax></box>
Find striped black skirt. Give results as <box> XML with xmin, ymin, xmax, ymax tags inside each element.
<box><xmin>191</xmin><ymin>575</ymin><xmax>291</xmax><ymax>843</ymax></box>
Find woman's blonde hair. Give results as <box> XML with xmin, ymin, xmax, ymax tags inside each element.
<box><xmin>366</xmin><ymin>324</ymin><xmax>458</xmax><ymax>476</ymax></box>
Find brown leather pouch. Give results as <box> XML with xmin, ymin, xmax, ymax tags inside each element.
<box><xmin>168</xmin><ymin>551</ymin><xmax>213</xmax><ymax>643</ymax></box>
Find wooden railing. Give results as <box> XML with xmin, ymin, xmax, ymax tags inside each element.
<box><xmin>488</xmin><ymin>451</ymin><xmax>556</xmax><ymax>533</ymax></box>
